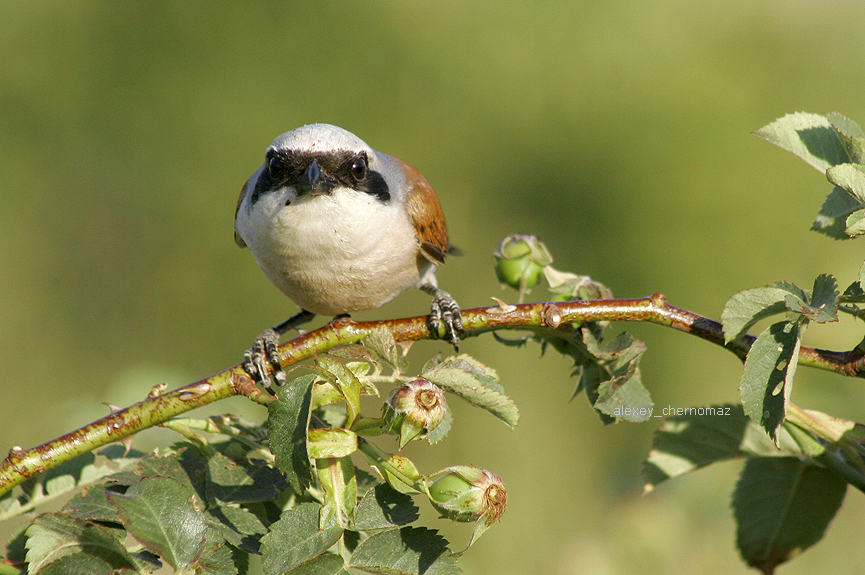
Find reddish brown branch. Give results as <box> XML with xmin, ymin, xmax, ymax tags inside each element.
<box><xmin>2</xmin><ymin>294</ymin><xmax>861</xmax><ymax>497</ymax></box>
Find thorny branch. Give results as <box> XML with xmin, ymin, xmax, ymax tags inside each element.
<box><xmin>1</xmin><ymin>294</ymin><xmax>861</xmax><ymax>496</ymax></box>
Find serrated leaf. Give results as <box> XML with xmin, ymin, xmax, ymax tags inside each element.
<box><xmin>827</xmin><ymin>112</ymin><xmax>865</xmax><ymax>138</ymax></box>
<box><xmin>846</xmin><ymin>208</ymin><xmax>865</xmax><ymax>237</ymax></box>
<box><xmin>804</xmin><ymin>274</ymin><xmax>839</xmax><ymax>323</ymax></box>
<box><xmin>260</xmin><ymin>502</ymin><xmax>343</xmax><ymax>575</ymax></box>
<box><xmin>196</xmin><ymin>533</ymin><xmax>237</xmax><ymax>575</ymax></box>
<box><xmin>317</xmin><ymin>456</ymin><xmax>357</xmax><ymax>527</ymax></box>
<box><xmin>132</xmin><ymin>447</ymin><xmax>209</xmax><ymax>501</ymax></box>
<box><xmin>733</xmin><ymin>457</ymin><xmax>847</xmax><ymax>573</ymax></box>
<box><xmin>35</xmin><ymin>553</ymin><xmax>117</xmax><ymax>575</ymax></box>
<box><xmin>754</xmin><ymin>112</ymin><xmax>851</xmax><ymax>172</ymax></box>
<box><xmin>362</xmin><ymin>326</ymin><xmax>408</xmax><ymax>374</ymax></box>
<box><xmin>594</xmin><ymin>366</ymin><xmax>652</xmax><ymax>422</ymax></box>
<box><xmin>721</xmin><ymin>282</ymin><xmax>807</xmax><ymax>343</ymax></box>
<box><xmin>24</xmin><ymin>513</ymin><xmax>136</xmax><ymax>573</ymax></box>
<box><xmin>269</xmin><ymin>374</ymin><xmax>316</xmax><ymax>492</ymax></box>
<box><xmin>205</xmin><ymin>451</ymin><xmax>287</xmax><ymax>505</ymax></box>
<box><xmin>580</xmin><ymin>330</ymin><xmax>652</xmax><ymax>423</ymax></box>
<box><xmin>642</xmin><ymin>404</ymin><xmax>802</xmax><ymax>491</ymax></box>
<box><xmin>422</xmin><ymin>355</ymin><xmax>519</xmax><ymax>428</ymax></box>
<box><xmin>424</xmin><ymin>403</ymin><xmax>452</xmax><ymax>445</ymax></box>
<box><xmin>740</xmin><ymin>321</ymin><xmax>802</xmax><ymax>441</ymax></box>
<box><xmin>828</xmin><ymin>112</ymin><xmax>865</xmax><ymax>162</ymax></box>
<box><xmin>353</xmin><ymin>484</ymin><xmax>419</xmax><ymax>531</ymax></box>
<box><xmin>206</xmin><ymin>505</ymin><xmax>267</xmax><ymax>554</ymax></box>
<box><xmin>288</xmin><ymin>552</ymin><xmax>348</xmax><ymax>575</ymax></box>
<box><xmin>349</xmin><ymin>526</ymin><xmax>459</xmax><ymax>575</ymax></box>
<box><xmin>840</xmin><ymin>276</ymin><xmax>865</xmax><ymax>302</ymax></box>
<box><xmin>826</xmin><ymin>163</ymin><xmax>865</xmax><ymax>204</ymax></box>
<box><xmin>106</xmin><ymin>476</ymin><xmax>208</xmax><ymax>570</ymax></box>
<box><xmin>1</xmin><ymin>447</ymin><xmax>144</xmax><ymax>521</ymax></box>
<box><xmin>811</xmin><ymin>187</ymin><xmax>865</xmax><ymax>239</ymax></box>
<box><xmin>63</xmin><ymin>483</ymin><xmax>125</xmax><ymax>522</ymax></box>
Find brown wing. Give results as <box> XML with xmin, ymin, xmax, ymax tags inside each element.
<box><xmin>400</xmin><ymin>159</ymin><xmax>450</xmax><ymax>266</ymax></box>
<box><xmin>233</xmin><ymin>179</ymin><xmax>249</xmax><ymax>248</ymax></box>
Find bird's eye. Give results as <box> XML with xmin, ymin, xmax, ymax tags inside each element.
<box><xmin>267</xmin><ymin>155</ymin><xmax>285</xmax><ymax>179</ymax></box>
<box><xmin>350</xmin><ymin>155</ymin><xmax>368</xmax><ymax>179</ymax></box>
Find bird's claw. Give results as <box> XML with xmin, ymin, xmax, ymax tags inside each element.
<box><xmin>428</xmin><ymin>289</ymin><xmax>463</xmax><ymax>350</ymax></box>
<box><xmin>243</xmin><ymin>329</ymin><xmax>286</xmax><ymax>393</ymax></box>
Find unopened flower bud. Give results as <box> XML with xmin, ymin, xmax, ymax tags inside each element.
<box><xmin>382</xmin><ymin>378</ymin><xmax>447</xmax><ymax>449</ymax></box>
<box><xmin>427</xmin><ymin>466</ymin><xmax>507</xmax><ymax>524</ymax></box>
<box><xmin>493</xmin><ymin>235</ymin><xmax>553</xmax><ymax>292</ymax></box>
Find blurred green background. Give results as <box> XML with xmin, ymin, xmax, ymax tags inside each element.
<box><xmin>3</xmin><ymin>1</ymin><xmax>865</xmax><ymax>573</ymax></box>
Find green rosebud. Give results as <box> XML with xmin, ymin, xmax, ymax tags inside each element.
<box><xmin>493</xmin><ymin>235</ymin><xmax>553</xmax><ymax>293</ymax></box>
<box><xmin>382</xmin><ymin>378</ymin><xmax>447</xmax><ymax>449</ymax></box>
<box><xmin>426</xmin><ymin>466</ymin><xmax>507</xmax><ymax>553</ymax></box>
<box><xmin>427</xmin><ymin>466</ymin><xmax>507</xmax><ymax>523</ymax></box>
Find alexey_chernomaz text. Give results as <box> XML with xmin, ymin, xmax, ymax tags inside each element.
<box><xmin>612</xmin><ymin>405</ymin><xmax>734</xmax><ymax>418</ymax></box>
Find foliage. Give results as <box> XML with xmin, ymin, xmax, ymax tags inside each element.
<box><xmin>4</xmin><ymin>112</ymin><xmax>865</xmax><ymax>574</ymax></box>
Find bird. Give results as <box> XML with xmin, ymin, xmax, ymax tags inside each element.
<box><xmin>234</xmin><ymin>123</ymin><xmax>462</xmax><ymax>389</ymax></box>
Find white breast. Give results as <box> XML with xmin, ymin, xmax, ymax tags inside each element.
<box><xmin>236</xmin><ymin>186</ymin><xmax>427</xmax><ymax>316</ymax></box>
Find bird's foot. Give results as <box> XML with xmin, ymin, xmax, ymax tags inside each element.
<box><xmin>243</xmin><ymin>329</ymin><xmax>286</xmax><ymax>393</ymax></box>
<box><xmin>427</xmin><ymin>288</ymin><xmax>463</xmax><ymax>350</ymax></box>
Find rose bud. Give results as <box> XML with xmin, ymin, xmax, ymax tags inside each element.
<box><xmin>493</xmin><ymin>235</ymin><xmax>553</xmax><ymax>293</ymax></box>
<box><xmin>426</xmin><ymin>466</ymin><xmax>507</xmax><ymax>524</ymax></box>
<box><xmin>382</xmin><ymin>378</ymin><xmax>447</xmax><ymax>449</ymax></box>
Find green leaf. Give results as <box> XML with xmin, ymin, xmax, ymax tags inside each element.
<box><xmin>642</xmin><ymin>404</ymin><xmax>802</xmax><ymax>491</ymax></box>
<box><xmin>288</xmin><ymin>552</ymin><xmax>348</xmax><ymax>575</ymax></box>
<box><xmin>739</xmin><ymin>321</ymin><xmax>802</xmax><ymax>441</ymax></box>
<box><xmin>260</xmin><ymin>502</ymin><xmax>343</xmax><ymax>575</ymax></box>
<box><xmin>24</xmin><ymin>513</ymin><xmax>136</xmax><ymax>573</ymax></box>
<box><xmin>106</xmin><ymin>476</ymin><xmax>208</xmax><ymax>570</ymax></box>
<box><xmin>205</xmin><ymin>451</ymin><xmax>287</xmax><ymax>505</ymax></box>
<box><xmin>362</xmin><ymin>326</ymin><xmax>408</xmax><ymax>374</ymax></box>
<box><xmin>35</xmin><ymin>553</ymin><xmax>116</xmax><ymax>575</ymax></box>
<box><xmin>840</xmin><ymin>277</ymin><xmax>865</xmax><ymax>304</ymax></box>
<box><xmin>861</xmin><ymin>260</ymin><xmax>865</xmax><ymax>291</ymax></box>
<box><xmin>733</xmin><ymin>457</ymin><xmax>847</xmax><ymax>573</ymax></box>
<box><xmin>827</xmin><ymin>112</ymin><xmax>865</xmax><ymax>163</ymax></box>
<box><xmin>846</xmin><ymin>208</ymin><xmax>865</xmax><ymax>237</ymax></box>
<box><xmin>826</xmin><ymin>163</ymin><xmax>865</xmax><ymax>204</ymax></box>
<box><xmin>721</xmin><ymin>282</ymin><xmax>807</xmax><ymax>343</ymax></box>
<box><xmin>316</xmin><ymin>358</ymin><xmax>363</xmax><ymax>425</ymax></box>
<box><xmin>196</xmin><ymin>535</ymin><xmax>237</xmax><ymax>575</ymax></box>
<box><xmin>133</xmin><ymin>447</ymin><xmax>209</xmax><ymax>499</ymax></box>
<box><xmin>1</xmin><ymin>446</ymin><xmax>144</xmax><ymax>521</ymax></box>
<box><xmin>811</xmin><ymin>187</ymin><xmax>865</xmax><ymax>239</ymax></box>
<box><xmin>424</xmin><ymin>403</ymin><xmax>453</xmax><ymax>445</ymax></box>
<box><xmin>63</xmin><ymin>483</ymin><xmax>124</xmax><ymax>522</ymax></box>
<box><xmin>269</xmin><ymin>373</ymin><xmax>316</xmax><ymax>492</ymax></box>
<box><xmin>353</xmin><ymin>484</ymin><xmax>419</xmax><ymax>531</ymax></box>
<box><xmin>422</xmin><ymin>355</ymin><xmax>519</xmax><ymax>428</ymax></box>
<box><xmin>754</xmin><ymin>112</ymin><xmax>851</xmax><ymax>172</ymax></box>
<box><xmin>579</xmin><ymin>330</ymin><xmax>652</xmax><ymax>423</ymax></box>
<box><xmin>308</xmin><ymin>428</ymin><xmax>359</xmax><ymax>459</ymax></box>
<box><xmin>349</xmin><ymin>526</ymin><xmax>459</xmax><ymax>575</ymax></box>
<box><xmin>316</xmin><ymin>456</ymin><xmax>357</xmax><ymax>527</ymax></box>
<box><xmin>793</xmin><ymin>274</ymin><xmax>838</xmax><ymax>323</ymax></box>
<box><xmin>206</xmin><ymin>504</ymin><xmax>267</xmax><ymax>554</ymax></box>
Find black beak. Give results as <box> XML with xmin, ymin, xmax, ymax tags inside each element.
<box><xmin>295</xmin><ymin>160</ymin><xmax>327</xmax><ymax>196</ymax></box>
